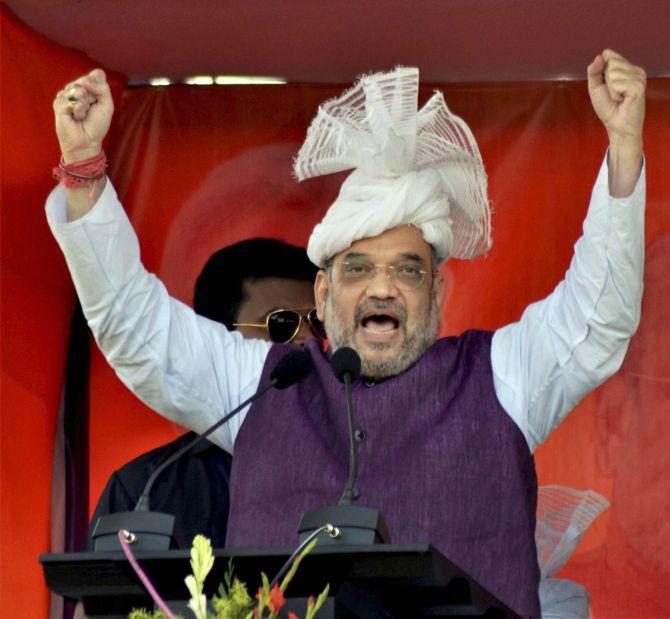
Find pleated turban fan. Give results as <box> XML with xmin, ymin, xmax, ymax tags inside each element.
<box><xmin>294</xmin><ymin>67</ymin><xmax>492</xmax><ymax>268</ymax></box>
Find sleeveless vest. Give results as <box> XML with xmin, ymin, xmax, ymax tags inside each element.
<box><xmin>226</xmin><ymin>331</ymin><xmax>540</xmax><ymax>617</ymax></box>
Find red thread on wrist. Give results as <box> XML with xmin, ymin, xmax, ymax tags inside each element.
<box><xmin>52</xmin><ymin>151</ymin><xmax>107</xmax><ymax>188</ymax></box>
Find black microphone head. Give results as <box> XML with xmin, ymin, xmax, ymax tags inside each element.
<box><xmin>332</xmin><ymin>347</ymin><xmax>361</xmax><ymax>383</ymax></box>
<box><xmin>270</xmin><ymin>350</ymin><xmax>313</xmax><ymax>389</ymax></box>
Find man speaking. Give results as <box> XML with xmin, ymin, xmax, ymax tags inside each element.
<box><xmin>47</xmin><ymin>50</ymin><xmax>645</xmax><ymax>617</ymax></box>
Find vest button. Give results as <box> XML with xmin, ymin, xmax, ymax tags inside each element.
<box><xmin>354</xmin><ymin>429</ymin><xmax>365</xmax><ymax>442</ymax></box>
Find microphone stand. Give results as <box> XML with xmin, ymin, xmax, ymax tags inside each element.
<box><xmin>338</xmin><ymin>372</ymin><xmax>359</xmax><ymax>506</ymax></box>
<box><xmin>297</xmin><ymin>349</ymin><xmax>390</xmax><ymax>545</ymax></box>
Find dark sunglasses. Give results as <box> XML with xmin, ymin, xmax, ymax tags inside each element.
<box><xmin>231</xmin><ymin>308</ymin><xmax>326</xmax><ymax>344</ymax></box>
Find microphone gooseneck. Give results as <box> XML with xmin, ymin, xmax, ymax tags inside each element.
<box><xmin>296</xmin><ymin>345</ymin><xmax>390</xmax><ymax>545</ymax></box>
<box><xmin>332</xmin><ymin>347</ymin><xmax>362</xmax><ymax>506</ymax></box>
<box><xmin>135</xmin><ymin>349</ymin><xmax>312</xmax><ymax>512</ymax></box>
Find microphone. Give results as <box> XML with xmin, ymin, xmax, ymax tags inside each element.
<box><xmin>271</xmin><ymin>349</ymin><xmax>313</xmax><ymax>389</ymax></box>
<box><xmin>91</xmin><ymin>349</ymin><xmax>312</xmax><ymax>551</ymax></box>
<box><xmin>331</xmin><ymin>346</ymin><xmax>361</xmax><ymax>384</ymax></box>
<box><xmin>332</xmin><ymin>348</ymin><xmax>361</xmax><ymax>506</ymax></box>
<box><xmin>297</xmin><ymin>346</ymin><xmax>390</xmax><ymax>545</ymax></box>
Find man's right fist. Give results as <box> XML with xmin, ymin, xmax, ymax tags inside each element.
<box><xmin>53</xmin><ymin>69</ymin><xmax>114</xmax><ymax>164</ymax></box>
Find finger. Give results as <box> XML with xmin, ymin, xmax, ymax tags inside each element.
<box><xmin>587</xmin><ymin>54</ymin><xmax>606</xmax><ymax>90</ymax></box>
<box><xmin>80</xmin><ymin>69</ymin><xmax>112</xmax><ymax>101</ymax></box>
<box><xmin>67</xmin><ymin>83</ymin><xmax>96</xmax><ymax>105</ymax></box>
<box><xmin>602</xmin><ymin>49</ymin><xmax>628</xmax><ymax>64</ymax></box>
<box><xmin>71</xmin><ymin>98</ymin><xmax>92</xmax><ymax>121</ymax></box>
<box><xmin>53</xmin><ymin>88</ymin><xmax>79</xmax><ymax>117</ymax></box>
<box><xmin>81</xmin><ymin>69</ymin><xmax>114</xmax><ymax>116</ymax></box>
<box><xmin>88</xmin><ymin>68</ymin><xmax>108</xmax><ymax>87</ymax></box>
<box><xmin>65</xmin><ymin>85</ymin><xmax>95</xmax><ymax>120</ymax></box>
<box><xmin>604</xmin><ymin>62</ymin><xmax>646</xmax><ymax>85</ymax></box>
<box><xmin>604</xmin><ymin>76</ymin><xmax>646</xmax><ymax>102</ymax></box>
<box><xmin>604</xmin><ymin>64</ymin><xmax>646</xmax><ymax>105</ymax></box>
<box><xmin>606</xmin><ymin>67</ymin><xmax>645</xmax><ymax>87</ymax></box>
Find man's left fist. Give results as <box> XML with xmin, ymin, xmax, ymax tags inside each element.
<box><xmin>587</xmin><ymin>50</ymin><xmax>646</xmax><ymax>146</ymax></box>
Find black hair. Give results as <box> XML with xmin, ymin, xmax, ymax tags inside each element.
<box><xmin>193</xmin><ymin>238</ymin><xmax>317</xmax><ymax>327</ymax></box>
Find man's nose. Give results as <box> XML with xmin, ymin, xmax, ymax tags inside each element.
<box><xmin>364</xmin><ymin>266</ymin><xmax>398</xmax><ymax>298</ymax></box>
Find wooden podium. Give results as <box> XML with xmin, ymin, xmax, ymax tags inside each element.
<box><xmin>41</xmin><ymin>543</ymin><xmax>525</xmax><ymax>618</ymax></box>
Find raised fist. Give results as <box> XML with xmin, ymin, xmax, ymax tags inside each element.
<box><xmin>587</xmin><ymin>50</ymin><xmax>646</xmax><ymax>146</ymax></box>
<box><xmin>53</xmin><ymin>69</ymin><xmax>114</xmax><ymax>163</ymax></box>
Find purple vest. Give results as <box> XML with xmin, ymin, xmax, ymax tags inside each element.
<box><xmin>226</xmin><ymin>331</ymin><xmax>540</xmax><ymax>617</ymax></box>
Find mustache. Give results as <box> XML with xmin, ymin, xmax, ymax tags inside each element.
<box><xmin>354</xmin><ymin>299</ymin><xmax>407</xmax><ymax>323</ymax></box>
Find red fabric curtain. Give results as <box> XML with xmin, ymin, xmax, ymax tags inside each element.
<box><xmin>0</xmin><ymin>7</ymin><xmax>124</xmax><ymax>617</ymax></box>
<box><xmin>2</xmin><ymin>5</ymin><xmax>669</xmax><ymax>614</ymax></box>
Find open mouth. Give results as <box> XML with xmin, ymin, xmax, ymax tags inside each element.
<box><xmin>360</xmin><ymin>313</ymin><xmax>400</xmax><ymax>334</ymax></box>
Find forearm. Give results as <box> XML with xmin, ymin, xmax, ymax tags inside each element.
<box><xmin>608</xmin><ymin>137</ymin><xmax>643</xmax><ymax>198</ymax></box>
<box><xmin>64</xmin><ymin>176</ymin><xmax>107</xmax><ymax>220</ymax></box>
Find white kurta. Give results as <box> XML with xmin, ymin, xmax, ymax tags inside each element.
<box><xmin>45</xmin><ymin>153</ymin><xmax>645</xmax><ymax>456</ymax></box>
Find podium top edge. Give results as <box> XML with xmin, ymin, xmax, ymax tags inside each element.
<box><xmin>39</xmin><ymin>542</ymin><xmax>434</xmax><ymax>564</ymax></box>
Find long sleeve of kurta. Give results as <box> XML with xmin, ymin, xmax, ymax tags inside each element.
<box><xmin>491</xmin><ymin>154</ymin><xmax>645</xmax><ymax>452</ymax></box>
<box><xmin>46</xmin><ymin>152</ymin><xmax>645</xmax><ymax>453</ymax></box>
<box><xmin>46</xmin><ymin>180</ymin><xmax>271</xmax><ymax>453</ymax></box>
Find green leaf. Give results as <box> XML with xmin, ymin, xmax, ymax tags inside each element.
<box><xmin>313</xmin><ymin>584</ymin><xmax>330</xmax><ymax>612</ymax></box>
<box><xmin>224</xmin><ymin>557</ymin><xmax>235</xmax><ymax>592</ymax></box>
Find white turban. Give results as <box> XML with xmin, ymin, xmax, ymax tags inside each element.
<box><xmin>294</xmin><ymin>67</ymin><xmax>491</xmax><ymax>268</ymax></box>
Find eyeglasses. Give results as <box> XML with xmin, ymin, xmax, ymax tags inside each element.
<box><xmin>230</xmin><ymin>308</ymin><xmax>326</xmax><ymax>344</ymax></box>
<box><xmin>332</xmin><ymin>260</ymin><xmax>430</xmax><ymax>290</ymax></box>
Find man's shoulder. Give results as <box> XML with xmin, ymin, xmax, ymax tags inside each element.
<box><xmin>434</xmin><ymin>329</ymin><xmax>494</xmax><ymax>351</ymax></box>
<box><xmin>424</xmin><ymin>329</ymin><xmax>496</xmax><ymax>374</ymax></box>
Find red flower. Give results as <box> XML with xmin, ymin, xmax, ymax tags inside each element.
<box><xmin>288</xmin><ymin>613</ymin><xmax>299</xmax><ymax>619</ymax></box>
<box><xmin>267</xmin><ymin>583</ymin><xmax>286</xmax><ymax>612</ymax></box>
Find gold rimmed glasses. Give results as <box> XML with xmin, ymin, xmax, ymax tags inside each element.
<box><xmin>230</xmin><ymin>308</ymin><xmax>326</xmax><ymax>343</ymax></box>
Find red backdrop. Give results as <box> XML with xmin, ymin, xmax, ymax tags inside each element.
<box><xmin>0</xmin><ymin>7</ymin><xmax>125</xmax><ymax>616</ymax></box>
<box><xmin>2</xmin><ymin>7</ymin><xmax>669</xmax><ymax>617</ymax></box>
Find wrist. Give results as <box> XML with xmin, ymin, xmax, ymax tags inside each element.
<box><xmin>54</xmin><ymin>151</ymin><xmax>107</xmax><ymax>186</ymax></box>
<box><xmin>607</xmin><ymin>132</ymin><xmax>643</xmax><ymax>157</ymax></box>
<box><xmin>62</xmin><ymin>146</ymin><xmax>103</xmax><ymax>164</ymax></box>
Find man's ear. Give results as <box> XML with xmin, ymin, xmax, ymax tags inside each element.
<box><xmin>315</xmin><ymin>270</ymin><xmax>329</xmax><ymax>321</ymax></box>
<box><xmin>432</xmin><ymin>269</ymin><xmax>447</xmax><ymax>315</ymax></box>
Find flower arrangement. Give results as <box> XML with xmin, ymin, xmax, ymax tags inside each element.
<box><xmin>128</xmin><ymin>535</ymin><xmax>329</xmax><ymax>619</ymax></box>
